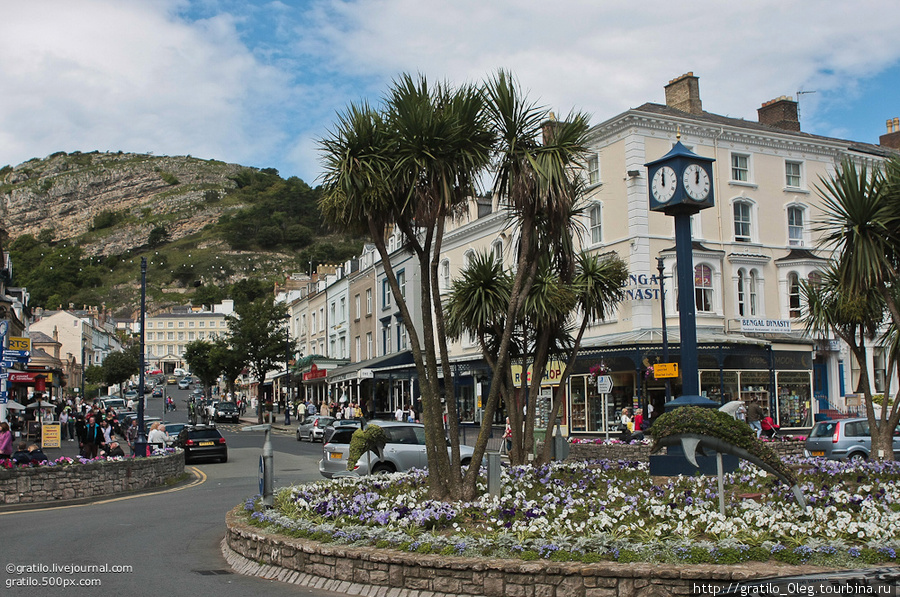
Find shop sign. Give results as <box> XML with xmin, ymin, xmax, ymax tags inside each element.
<box><xmin>624</xmin><ymin>273</ymin><xmax>664</xmax><ymax>301</ymax></box>
<box><xmin>302</xmin><ymin>363</ymin><xmax>328</xmax><ymax>381</ymax></box>
<box><xmin>8</xmin><ymin>337</ymin><xmax>31</xmax><ymax>351</ymax></box>
<box><xmin>511</xmin><ymin>360</ymin><xmax>565</xmax><ymax>386</ymax></box>
<box><xmin>357</xmin><ymin>369</ymin><xmax>374</xmax><ymax>379</ymax></box>
<box><xmin>740</xmin><ymin>318</ymin><xmax>792</xmax><ymax>334</ymax></box>
<box><xmin>8</xmin><ymin>371</ymin><xmax>54</xmax><ymax>383</ymax></box>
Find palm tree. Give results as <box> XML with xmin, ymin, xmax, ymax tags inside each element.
<box><xmin>815</xmin><ymin>157</ymin><xmax>900</xmax><ymax>460</ymax></box>
<box><xmin>319</xmin><ymin>75</ymin><xmax>493</xmax><ymax>500</ymax></box>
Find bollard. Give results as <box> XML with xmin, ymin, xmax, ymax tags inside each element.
<box><xmin>487</xmin><ymin>452</ymin><xmax>501</xmax><ymax>497</ymax></box>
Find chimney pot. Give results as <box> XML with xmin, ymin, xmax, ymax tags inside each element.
<box><xmin>880</xmin><ymin>117</ymin><xmax>900</xmax><ymax>150</ymax></box>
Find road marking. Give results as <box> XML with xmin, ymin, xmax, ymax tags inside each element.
<box><xmin>0</xmin><ymin>466</ymin><xmax>207</xmax><ymax>516</ymax></box>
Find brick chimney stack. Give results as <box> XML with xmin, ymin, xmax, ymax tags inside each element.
<box><xmin>664</xmin><ymin>72</ymin><xmax>703</xmax><ymax>115</ymax></box>
<box><xmin>757</xmin><ymin>96</ymin><xmax>800</xmax><ymax>131</ymax></box>
<box><xmin>880</xmin><ymin>117</ymin><xmax>900</xmax><ymax>150</ymax></box>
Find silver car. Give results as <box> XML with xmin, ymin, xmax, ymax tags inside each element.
<box><xmin>296</xmin><ymin>415</ymin><xmax>335</xmax><ymax>442</ymax></box>
<box><xmin>318</xmin><ymin>420</ymin><xmax>475</xmax><ymax>478</ymax></box>
<box><xmin>804</xmin><ymin>417</ymin><xmax>900</xmax><ymax>461</ymax></box>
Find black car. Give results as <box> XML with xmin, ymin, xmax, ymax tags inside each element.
<box><xmin>175</xmin><ymin>425</ymin><xmax>227</xmax><ymax>463</ymax></box>
<box><xmin>214</xmin><ymin>402</ymin><xmax>241</xmax><ymax>423</ymax></box>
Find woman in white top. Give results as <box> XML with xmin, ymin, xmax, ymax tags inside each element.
<box><xmin>147</xmin><ymin>423</ymin><xmax>167</xmax><ymax>447</ymax></box>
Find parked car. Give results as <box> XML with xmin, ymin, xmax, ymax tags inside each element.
<box><xmin>318</xmin><ymin>420</ymin><xmax>475</xmax><ymax>478</ymax></box>
<box><xmin>123</xmin><ymin>389</ymin><xmax>138</xmax><ymax>401</ymax></box>
<box><xmin>296</xmin><ymin>415</ymin><xmax>335</xmax><ymax>442</ymax></box>
<box><xmin>174</xmin><ymin>424</ymin><xmax>227</xmax><ymax>463</ymax></box>
<box><xmin>214</xmin><ymin>402</ymin><xmax>241</xmax><ymax>423</ymax></box>
<box><xmin>804</xmin><ymin>417</ymin><xmax>900</xmax><ymax>461</ymax></box>
<box><xmin>101</xmin><ymin>397</ymin><xmax>126</xmax><ymax>410</ymax></box>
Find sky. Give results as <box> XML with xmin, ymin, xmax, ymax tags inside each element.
<box><xmin>1</xmin><ymin>0</ymin><xmax>899</xmax><ymax>186</ymax></box>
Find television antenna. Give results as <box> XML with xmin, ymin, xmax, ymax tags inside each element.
<box><xmin>796</xmin><ymin>89</ymin><xmax>817</xmax><ymax>122</ymax></box>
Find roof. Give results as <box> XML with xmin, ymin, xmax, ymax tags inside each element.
<box><xmin>631</xmin><ymin>102</ymin><xmax>897</xmax><ymax>158</ymax></box>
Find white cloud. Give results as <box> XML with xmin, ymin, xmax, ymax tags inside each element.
<box><xmin>2</xmin><ymin>0</ymin><xmax>899</xmax><ymax>184</ymax></box>
<box><xmin>0</xmin><ymin>0</ymin><xmax>288</xmax><ymax>168</ymax></box>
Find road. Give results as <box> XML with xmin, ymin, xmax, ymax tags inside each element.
<box><xmin>1</xmin><ymin>386</ymin><xmax>349</xmax><ymax>597</ymax></box>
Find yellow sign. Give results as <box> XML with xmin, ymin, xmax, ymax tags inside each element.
<box><xmin>654</xmin><ymin>363</ymin><xmax>679</xmax><ymax>379</ymax></box>
<box><xmin>511</xmin><ymin>361</ymin><xmax>566</xmax><ymax>387</ymax></box>
<box><xmin>9</xmin><ymin>337</ymin><xmax>31</xmax><ymax>351</ymax></box>
<box><xmin>42</xmin><ymin>423</ymin><xmax>61</xmax><ymax>449</ymax></box>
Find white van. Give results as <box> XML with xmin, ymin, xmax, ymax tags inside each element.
<box><xmin>173</xmin><ymin>368</ymin><xmax>186</xmax><ymax>377</ymax></box>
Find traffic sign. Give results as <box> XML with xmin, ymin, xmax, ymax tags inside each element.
<box><xmin>654</xmin><ymin>363</ymin><xmax>679</xmax><ymax>379</ymax></box>
<box><xmin>0</xmin><ymin>360</ymin><xmax>17</xmax><ymax>368</ymax></box>
<box><xmin>596</xmin><ymin>375</ymin><xmax>613</xmax><ymax>394</ymax></box>
<box><xmin>3</xmin><ymin>349</ymin><xmax>29</xmax><ymax>359</ymax></box>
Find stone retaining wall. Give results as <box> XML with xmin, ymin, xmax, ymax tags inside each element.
<box><xmin>0</xmin><ymin>452</ymin><xmax>185</xmax><ymax>505</ymax></box>
<box><xmin>567</xmin><ymin>440</ymin><xmax>805</xmax><ymax>463</ymax></box>
<box><xmin>225</xmin><ymin>508</ymin><xmax>828</xmax><ymax>597</ymax></box>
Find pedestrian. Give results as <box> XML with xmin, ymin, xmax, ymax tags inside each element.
<box><xmin>395</xmin><ymin>404</ymin><xmax>405</xmax><ymax>422</ymax></box>
<box><xmin>747</xmin><ymin>399</ymin><xmax>764</xmax><ymax>438</ymax></box>
<box><xmin>284</xmin><ymin>402</ymin><xmax>291</xmax><ymax>426</ymax></box>
<box><xmin>81</xmin><ymin>415</ymin><xmax>102</xmax><ymax>458</ymax></box>
<box><xmin>633</xmin><ymin>408</ymin><xmax>644</xmax><ymax>433</ymax></box>
<box><xmin>102</xmin><ymin>441</ymin><xmax>126</xmax><ymax>458</ymax></box>
<box><xmin>620</xmin><ymin>407</ymin><xmax>634</xmax><ymax>433</ymax></box>
<box><xmin>0</xmin><ymin>421</ymin><xmax>12</xmax><ymax>458</ymax></box>
<box><xmin>125</xmin><ymin>418</ymin><xmax>138</xmax><ymax>450</ymax></box>
<box><xmin>148</xmin><ymin>423</ymin><xmax>167</xmax><ymax>448</ymax></box>
<box><xmin>59</xmin><ymin>409</ymin><xmax>70</xmax><ymax>441</ymax></box>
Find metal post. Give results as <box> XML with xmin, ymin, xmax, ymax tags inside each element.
<box><xmin>657</xmin><ymin>257</ymin><xmax>672</xmax><ymax>403</ymax></box>
<box><xmin>487</xmin><ymin>452</ymin><xmax>501</xmax><ymax>497</ymax></box>
<box><xmin>717</xmin><ymin>451</ymin><xmax>726</xmax><ymax>516</ymax></box>
<box><xmin>673</xmin><ymin>212</ymin><xmax>700</xmax><ymax>397</ymax></box>
<box><xmin>134</xmin><ymin>257</ymin><xmax>148</xmax><ymax>458</ymax></box>
<box><xmin>263</xmin><ymin>426</ymin><xmax>274</xmax><ymax>507</ymax></box>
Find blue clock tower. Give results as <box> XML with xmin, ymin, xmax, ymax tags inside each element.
<box><xmin>646</xmin><ymin>138</ymin><xmax>717</xmax><ymax>411</ymax></box>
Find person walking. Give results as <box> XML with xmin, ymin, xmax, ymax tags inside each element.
<box><xmin>0</xmin><ymin>421</ymin><xmax>13</xmax><ymax>458</ymax></box>
<box><xmin>747</xmin><ymin>399</ymin><xmax>764</xmax><ymax>438</ymax></box>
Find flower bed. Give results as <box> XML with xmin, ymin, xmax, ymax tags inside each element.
<box><xmin>239</xmin><ymin>457</ymin><xmax>900</xmax><ymax>568</ymax></box>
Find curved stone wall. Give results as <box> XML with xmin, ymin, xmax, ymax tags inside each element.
<box><xmin>224</xmin><ymin>507</ymin><xmax>829</xmax><ymax>597</ymax></box>
<box><xmin>0</xmin><ymin>452</ymin><xmax>185</xmax><ymax>505</ymax></box>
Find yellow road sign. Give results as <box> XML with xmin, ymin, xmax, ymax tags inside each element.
<box><xmin>654</xmin><ymin>363</ymin><xmax>679</xmax><ymax>379</ymax></box>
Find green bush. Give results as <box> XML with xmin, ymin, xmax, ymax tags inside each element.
<box><xmin>650</xmin><ymin>406</ymin><xmax>794</xmax><ymax>483</ymax></box>
<box><xmin>347</xmin><ymin>425</ymin><xmax>388</xmax><ymax>470</ymax></box>
<box><xmin>160</xmin><ymin>171</ymin><xmax>179</xmax><ymax>185</ymax></box>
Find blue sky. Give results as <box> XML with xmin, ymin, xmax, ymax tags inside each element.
<box><xmin>1</xmin><ymin>0</ymin><xmax>899</xmax><ymax>186</ymax></box>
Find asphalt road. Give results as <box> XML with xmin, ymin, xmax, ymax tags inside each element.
<box><xmin>1</xmin><ymin>387</ymin><xmax>350</xmax><ymax>597</ymax></box>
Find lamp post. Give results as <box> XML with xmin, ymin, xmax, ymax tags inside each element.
<box><xmin>133</xmin><ymin>257</ymin><xmax>148</xmax><ymax>458</ymax></box>
<box><xmin>657</xmin><ymin>257</ymin><xmax>672</xmax><ymax>403</ymax></box>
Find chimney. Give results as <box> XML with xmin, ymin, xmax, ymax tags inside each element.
<box><xmin>664</xmin><ymin>72</ymin><xmax>703</xmax><ymax>115</ymax></box>
<box><xmin>758</xmin><ymin>96</ymin><xmax>800</xmax><ymax>131</ymax></box>
<box><xmin>880</xmin><ymin>117</ymin><xmax>900</xmax><ymax>150</ymax></box>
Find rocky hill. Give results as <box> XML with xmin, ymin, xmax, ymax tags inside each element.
<box><xmin>0</xmin><ymin>151</ymin><xmax>247</xmax><ymax>256</ymax></box>
<box><xmin>0</xmin><ymin>151</ymin><xmax>362</xmax><ymax>314</ymax></box>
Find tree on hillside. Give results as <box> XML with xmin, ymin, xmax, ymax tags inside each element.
<box><xmin>226</xmin><ymin>295</ymin><xmax>293</xmax><ymax>422</ymax></box>
<box><xmin>813</xmin><ymin>157</ymin><xmax>900</xmax><ymax>460</ymax></box>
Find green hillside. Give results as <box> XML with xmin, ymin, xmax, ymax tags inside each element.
<box><xmin>4</xmin><ymin>154</ymin><xmax>363</xmax><ymax>315</ymax></box>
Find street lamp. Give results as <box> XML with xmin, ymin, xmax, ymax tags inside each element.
<box><xmin>657</xmin><ymin>257</ymin><xmax>672</xmax><ymax>403</ymax></box>
<box><xmin>134</xmin><ymin>257</ymin><xmax>148</xmax><ymax>458</ymax></box>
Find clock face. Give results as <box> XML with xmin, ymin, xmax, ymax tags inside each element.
<box><xmin>651</xmin><ymin>166</ymin><xmax>677</xmax><ymax>203</ymax></box>
<box><xmin>683</xmin><ymin>164</ymin><xmax>710</xmax><ymax>201</ymax></box>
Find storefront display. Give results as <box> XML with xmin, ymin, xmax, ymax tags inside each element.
<box><xmin>569</xmin><ymin>372</ymin><xmax>633</xmax><ymax>434</ymax></box>
<box><xmin>777</xmin><ymin>371</ymin><xmax>812</xmax><ymax>427</ymax></box>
